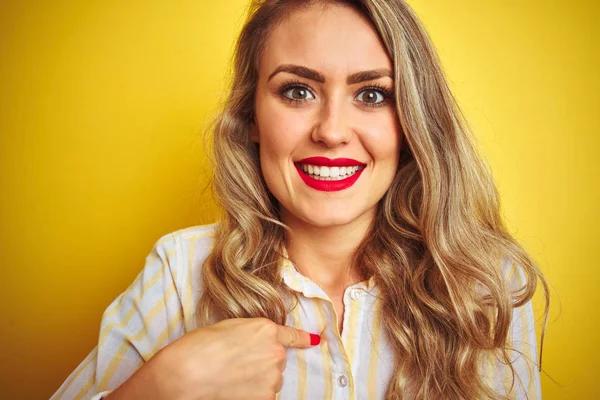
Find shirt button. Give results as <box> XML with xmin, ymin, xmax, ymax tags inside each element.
<box><xmin>350</xmin><ymin>288</ymin><xmax>363</xmax><ymax>300</ymax></box>
<box><xmin>337</xmin><ymin>374</ymin><xmax>348</xmax><ymax>387</ymax></box>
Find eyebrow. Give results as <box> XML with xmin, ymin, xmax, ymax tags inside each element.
<box><xmin>266</xmin><ymin>64</ymin><xmax>393</xmax><ymax>84</ymax></box>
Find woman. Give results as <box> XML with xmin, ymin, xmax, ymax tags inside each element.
<box><xmin>52</xmin><ymin>0</ymin><xmax>549</xmax><ymax>399</ymax></box>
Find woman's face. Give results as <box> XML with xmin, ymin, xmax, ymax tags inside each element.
<box><xmin>252</xmin><ymin>3</ymin><xmax>402</xmax><ymax>229</ymax></box>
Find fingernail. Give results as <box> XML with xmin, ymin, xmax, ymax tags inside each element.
<box><xmin>310</xmin><ymin>333</ymin><xmax>321</xmax><ymax>345</ymax></box>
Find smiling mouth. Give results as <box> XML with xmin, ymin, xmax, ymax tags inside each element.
<box><xmin>294</xmin><ymin>163</ymin><xmax>365</xmax><ymax>181</ymax></box>
<box><xmin>294</xmin><ymin>162</ymin><xmax>366</xmax><ymax>192</ymax></box>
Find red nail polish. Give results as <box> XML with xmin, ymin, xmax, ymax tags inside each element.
<box><xmin>310</xmin><ymin>333</ymin><xmax>321</xmax><ymax>345</ymax></box>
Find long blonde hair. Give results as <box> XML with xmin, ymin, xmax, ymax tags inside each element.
<box><xmin>196</xmin><ymin>1</ymin><xmax>550</xmax><ymax>398</ymax></box>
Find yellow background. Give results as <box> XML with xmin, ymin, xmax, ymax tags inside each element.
<box><xmin>0</xmin><ymin>1</ymin><xmax>597</xmax><ymax>398</ymax></box>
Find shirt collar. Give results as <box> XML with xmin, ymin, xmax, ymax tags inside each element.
<box><xmin>280</xmin><ymin>244</ymin><xmax>376</xmax><ymax>298</ymax></box>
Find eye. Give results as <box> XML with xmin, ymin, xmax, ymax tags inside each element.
<box><xmin>355</xmin><ymin>88</ymin><xmax>387</xmax><ymax>105</ymax></box>
<box><xmin>281</xmin><ymin>86</ymin><xmax>315</xmax><ymax>102</ymax></box>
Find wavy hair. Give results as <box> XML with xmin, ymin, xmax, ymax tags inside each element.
<box><xmin>196</xmin><ymin>0</ymin><xmax>550</xmax><ymax>398</ymax></box>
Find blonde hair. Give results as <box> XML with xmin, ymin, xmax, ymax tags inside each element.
<box><xmin>196</xmin><ymin>0</ymin><xmax>550</xmax><ymax>398</ymax></box>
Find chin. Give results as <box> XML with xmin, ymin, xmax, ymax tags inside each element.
<box><xmin>278</xmin><ymin>199</ymin><xmax>376</xmax><ymax>229</ymax></box>
<box><xmin>298</xmin><ymin>208</ymin><xmax>362</xmax><ymax>228</ymax></box>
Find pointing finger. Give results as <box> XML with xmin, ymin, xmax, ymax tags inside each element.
<box><xmin>276</xmin><ymin>325</ymin><xmax>320</xmax><ymax>348</ymax></box>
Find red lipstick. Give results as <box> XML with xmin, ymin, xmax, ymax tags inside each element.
<box><xmin>296</xmin><ymin>156</ymin><xmax>365</xmax><ymax>167</ymax></box>
<box><xmin>294</xmin><ymin>157</ymin><xmax>366</xmax><ymax>192</ymax></box>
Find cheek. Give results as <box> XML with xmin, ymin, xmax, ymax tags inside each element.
<box><xmin>361</xmin><ymin>113</ymin><xmax>402</xmax><ymax>166</ymax></box>
<box><xmin>256</xmin><ymin>99</ymin><xmax>313</xmax><ymax>162</ymax></box>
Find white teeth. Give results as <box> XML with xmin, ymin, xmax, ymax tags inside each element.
<box><xmin>297</xmin><ymin>163</ymin><xmax>363</xmax><ymax>180</ymax></box>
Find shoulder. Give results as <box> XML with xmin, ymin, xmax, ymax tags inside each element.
<box><xmin>498</xmin><ymin>257</ymin><xmax>542</xmax><ymax>398</ymax></box>
<box><xmin>151</xmin><ymin>222</ymin><xmax>218</xmax><ymax>260</ymax></box>
<box><xmin>499</xmin><ymin>256</ymin><xmax>529</xmax><ymax>296</ymax></box>
<box><xmin>163</xmin><ymin>222</ymin><xmax>219</xmax><ymax>253</ymax></box>
<box><xmin>155</xmin><ymin>221</ymin><xmax>219</xmax><ymax>281</ymax></box>
<box><xmin>475</xmin><ymin>256</ymin><xmax>525</xmax><ymax>299</ymax></box>
<box><xmin>148</xmin><ymin>222</ymin><xmax>219</xmax><ymax>330</ymax></box>
<box><xmin>154</xmin><ymin>222</ymin><xmax>218</xmax><ymax>246</ymax></box>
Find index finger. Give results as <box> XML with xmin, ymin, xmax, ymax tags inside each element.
<box><xmin>276</xmin><ymin>325</ymin><xmax>320</xmax><ymax>348</ymax></box>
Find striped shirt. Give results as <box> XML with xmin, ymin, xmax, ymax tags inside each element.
<box><xmin>51</xmin><ymin>223</ymin><xmax>542</xmax><ymax>399</ymax></box>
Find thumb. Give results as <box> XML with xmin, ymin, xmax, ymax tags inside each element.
<box><xmin>276</xmin><ymin>325</ymin><xmax>321</xmax><ymax>348</ymax></box>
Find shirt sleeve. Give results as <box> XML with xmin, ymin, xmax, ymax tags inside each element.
<box><xmin>491</xmin><ymin>259</ymin><xmax>543</xmax><ymax>399</ymax></box>
<box><xmin>50</xmin><ymin>233</ymin><xmax>186</xmax><ymax>400</ymax></box>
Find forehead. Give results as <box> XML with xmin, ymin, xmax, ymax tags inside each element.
<box><xmin>259</xmin><ymin>4</ymin><xmax>392</xmax><ymax>79</ymax></box>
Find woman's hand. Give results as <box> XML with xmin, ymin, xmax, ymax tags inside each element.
<box><xmin>105</xmin><ymin>317</ymin><xmax>320</xmax><ymax>400</ymax></box>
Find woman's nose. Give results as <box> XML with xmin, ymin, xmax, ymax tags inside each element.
<box><xmin>311</xmin><ymin>100</ymin><xmax>352</xmax><ymax>148</ymax></box>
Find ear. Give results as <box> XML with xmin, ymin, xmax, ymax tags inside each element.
<box><xmin>250</xmin><ymin>122</ymin><xmax>260</xmax><ymax>143</ymax></box>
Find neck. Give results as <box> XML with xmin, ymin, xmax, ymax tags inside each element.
<box><xmin>280</xmin><ymin>207</ymin><xmax>375</xmax><ymax>293</ymax></box>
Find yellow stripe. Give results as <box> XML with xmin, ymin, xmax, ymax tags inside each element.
<box><xmin>102</xmin><ymin>253</ymin><xmax>159</xmax><ymax>319</ymax></box>
<box><xmin>99</xmin><ymin>244</ymin><xmax>183</xmax><ymax>347</ymax></box>
<box><xmin>327</xmin><ymin>297</ymin><xmax>355</xmax><ymax>399</ymax></box>
<box><xmin>88</xmin><ymin>290</ymin><xmax>183</xmax><ymax>397</ymax></box>
<box><xmin>133</xmin><ymin>283</ymin><xmax>178</xmax><ymax>350</ymax></box>
<box><xmin>522</xmin><ymin>305</ymin><xmax>536</xmax><ymax>399</ymax></box>
<box><xmin>290</xmin><ymin>300</ymin><xmax>307</xmax><ymax>400</ymax></box>
<box><xmin>484</xmin><ymin>351</ymin><xmax>495</xmax><ymax>393</ymax></box>
<box><xmin>184</xmin><ymin>235</ymin><xmax>196</xmax><ymax>330</ymax></box>
<box><xmin>64</xmin><ymin>231</ymin><xmax>215</xmax><ymax>397</ymax></box>
<box><xmin>139</xmin><ymin>282</ymin><xmax>178</xmax><ymax>348</ymax></box>
<box><xmin>98</xmin><ymin>257</ymin><xmax>172</xmax><ymax>346</ymax></box>
<box><xmin>176</xmin><ymin>230</ymin><xmax>215</xmax><ymax>328</ymax></box>
<box><xmin>502</xmin><ymin>262</ymin><xmax>520</xmax><ymax>397</ymax></box>
<box><xmin>501</xmin><ymin>345</ymin><xmax>515</xmax><ymax>395</ymax></box>
<box><xmin>53</xmin><ymin>348</ymin><xmax>98</xmax><ymax>399</ymax></box>
<box><xmin>145</xmin><ymin>301</ymin><xmax>187</xmax><ymax>359</ymax></box>
<box><xmin>314</xmin><ymin>300</ymin><xmax>333</xmax><ymax>399</ymax></box>
<box><xmin>73</xmin><ymin>374</ymin><xmax>95</xmax><ymax>400</ymax></box>
<box><xmin>502</xmin><ymin>261</ymin><xmax>518</xmax><ymax>397</ymax></box>
<box><xmin>100</xmin><ymin>249</ymin><xmax>174</xmax><ymax>325</ymax></box>
<box><xmin>506</xmin><ymin>261</ymin><xmax>517</xmax><ymax>291</ymax></box>
<box><xmin>345</xmin><ymin>291</ymin><xmax>361</xmax><ymax>388</ymax></box>
<box><xmin>367</xmin><ymin>296</ymin><xmax>382</xmax><ymax>399</ymax></box>
<box><xmin>515</xmin><ymin>268</ymin><xmax>537</xmax><ymax>398</ymax></box>
<box><xmin>102</xmin><ymin>230</ymin><xmax>212</xmax><ymax>320</ymax></box>
<box><xmin>97</xmin><ymin>284</ymin><xmax>177</xmax><ymax>390</ymax></box>
<box><xmin>96</xmin><ymin>338</ymin><xmax>138</xmax><ymax>391</ymax></box>
<box><xmin>56</xmin><ymin>250</ymin><xmax>165</xmax><ymax>398</ymax></box>
<box><xmin>97</xmin><ymin>231</ymin><xmax>213</xmax><ymax>386</ymax></box>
